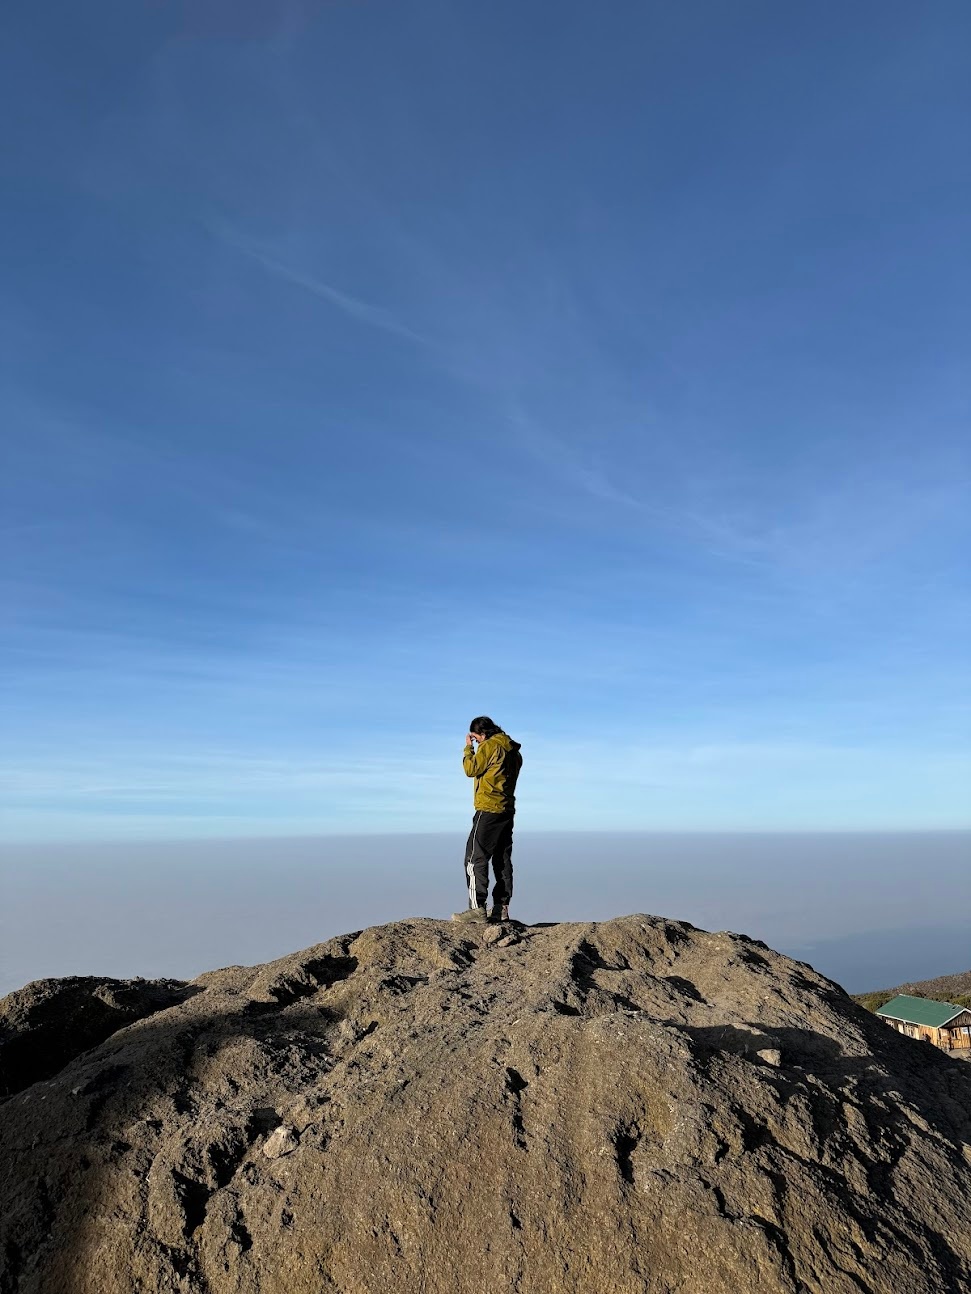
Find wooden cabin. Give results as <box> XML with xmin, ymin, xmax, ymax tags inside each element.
<box><xmin>876</xmin><ymin>994</ymin><xmax>971</xmax><ymax>1052</ymax></box>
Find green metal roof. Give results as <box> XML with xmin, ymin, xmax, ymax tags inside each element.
<box><xmin>876</xmin><ymin>994</ymin><xmax>967</xmax><ymax>1028</ymax></box>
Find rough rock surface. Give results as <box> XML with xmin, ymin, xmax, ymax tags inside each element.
<box><xmin>0</xmin><ymin>975</ymin><xmax>194</xmax><ymax>1098</ymax></box>
<box><xmin>2</xmin><ymin>915</ymin><xmax>971</xmax><ymax>1294</ymax></box>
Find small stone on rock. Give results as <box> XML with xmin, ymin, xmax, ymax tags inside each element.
<box><xmin>263</xmin><ymin>1125</ymin><xmax>299</xmax><ymax>1159</ymax></box>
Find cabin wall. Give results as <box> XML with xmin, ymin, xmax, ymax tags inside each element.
<box><xmin>879</xmin><ymin>1015</ymin><xmax>971</xmax><ymax>1050</ymax></box>
<box><xmin>943</xmin><ymin>1013</ymin><xmax>971</xmax><ymax>1049</ymax></box>
<box><xmin>882</xmin><ymin>1018</ymin><xmax>918</xmax><ymax>1040</ymax></box>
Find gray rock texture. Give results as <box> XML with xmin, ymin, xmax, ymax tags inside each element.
<box><xmin>2</xmin><ymin>915</ymin><xmax>971</xmax><ymax>1294</ymax></box>
<box><xmin>0</xmin><ymin>975</ymin><xmax>194</xmax><ymax>1098</ymax></box>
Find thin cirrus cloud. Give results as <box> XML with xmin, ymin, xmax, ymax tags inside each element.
<box><xmin>2</xmin><ymin>738</ymin><xmax>969</xmax><ymax>841</ymax></box>
<box><xmin>208</xmin><ymin>221</ymin><xmax>430</xmax><ymax>347</ymax></box>
<box><xmin>204</xmin><ymin>213</ymin><xmax>969</xmax><ymax>588</ymax></box>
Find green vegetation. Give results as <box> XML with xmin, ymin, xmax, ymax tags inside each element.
<box><xmin>853</xmin><ymin>989</ymin><xmax>971</xmax><ymax>1015</ymax></box>
<box><xmin>853</xmin><ymin>991</ymin><xmax>897</xmax><ymax>1013</ymax></box>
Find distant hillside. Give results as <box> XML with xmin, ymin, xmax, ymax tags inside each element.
<box><xmin>854</xmin><ymin>967</ymin><xmax>971</xmax><ymax>1014</ymax></box>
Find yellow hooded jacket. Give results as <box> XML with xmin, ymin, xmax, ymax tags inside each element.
<box><xmin>462</xmin><ymin>731</ymin><xmax>523</xmax><ymax>812</ymax></box>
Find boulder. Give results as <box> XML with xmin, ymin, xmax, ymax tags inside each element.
<box><xmin>2</xmin><ymin>915</ymin><xmax>970</xmax><ymax>1293</ymax></box>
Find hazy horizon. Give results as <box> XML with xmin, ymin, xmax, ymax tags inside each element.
<box><xmin>2</xmin><ymin>830</ymin><xmax>968</xmax><ymax>998</ymax></box>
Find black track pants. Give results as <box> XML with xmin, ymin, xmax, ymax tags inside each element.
<box><xmin>463</xmin><ymin>809</ymin><xmax>514</xmax><ymax>909</ymax></box>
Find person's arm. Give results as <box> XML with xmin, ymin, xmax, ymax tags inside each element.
<box><xmin>462</xmin><ymin>738</ymin><xmax>495</xmax><ymax>778</ymax></box>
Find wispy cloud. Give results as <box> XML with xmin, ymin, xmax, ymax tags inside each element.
<box><xmin>209</xmin><ymin>221</ymin><xmax>430</xmax><ymax>346</ymax></box>
<box><xmin>506</xmin><ymin>405</ymin><xmax>784</xmax><ymax>569</ymax></box>
<box><xmin>509</xmin><ymin>409</ymin><xmax>642</xmax><ymax>510</ymax></box>
<box><xmin>507</xmin><ymin>395</ymin><xmax>971</xmax><ymax>585</ymax></box>
<box><xmin>3</xmin><ymin>736</ymin><xmax>969</xmax><ymax>841</ymax></box>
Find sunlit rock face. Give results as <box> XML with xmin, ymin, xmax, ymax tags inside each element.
<box><xmin>3</xmin><ymin>914</ymin><xmax>971</xmax><ymax>1294</ymax></box>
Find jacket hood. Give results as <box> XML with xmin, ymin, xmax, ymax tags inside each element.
<box><xmin>491</xmin><ymin>731</ymin><xmax>521</xmax><ymax>752</ymax></box>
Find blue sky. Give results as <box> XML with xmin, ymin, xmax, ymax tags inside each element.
<box><xmin>2</xmin><ymin>0</ymin><xmax>969</xmax><ymax>840</ymax></box>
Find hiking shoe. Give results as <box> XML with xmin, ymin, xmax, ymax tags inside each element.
<box><xmin>489</xmin><ymin>905</ymin><xmax>510</xmax><ymax>923</ymax></box>
<box><xmin>451</xmin><ymin>906</ymin><xmax>487</xmax><ymax>924</ymax></box>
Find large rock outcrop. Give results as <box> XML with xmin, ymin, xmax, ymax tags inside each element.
<box><xmin>2</xmin><ymin>915</ymin><xmax>970</xmax><ymax>1294</ymax></box>
<box><xmin>0</xmin><ymin>975</ymin><xmax>193</xmax><ymax>1099</ymax></box>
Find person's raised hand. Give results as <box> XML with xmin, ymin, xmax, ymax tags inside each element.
<box><xmin>466</xmin><ymin>734</ymin><xmax>477</xmax><ymax>745</ymax></box>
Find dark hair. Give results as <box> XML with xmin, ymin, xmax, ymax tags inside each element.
<box><xmin>469</xmin><ymin>715</ymin><xmax>501</xmax><ymax>738</ymax></box>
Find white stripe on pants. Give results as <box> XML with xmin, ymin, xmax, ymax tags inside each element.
<box><xmin>467</xmin><ymin>810</ymin><xmax>482</xmax><ymax>907</ymax></box>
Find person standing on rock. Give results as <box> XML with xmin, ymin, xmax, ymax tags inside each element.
<box><xmin>453</xmin><ymin>717</ymin><xmax>523</xmax><ymax>925</ymax></box>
